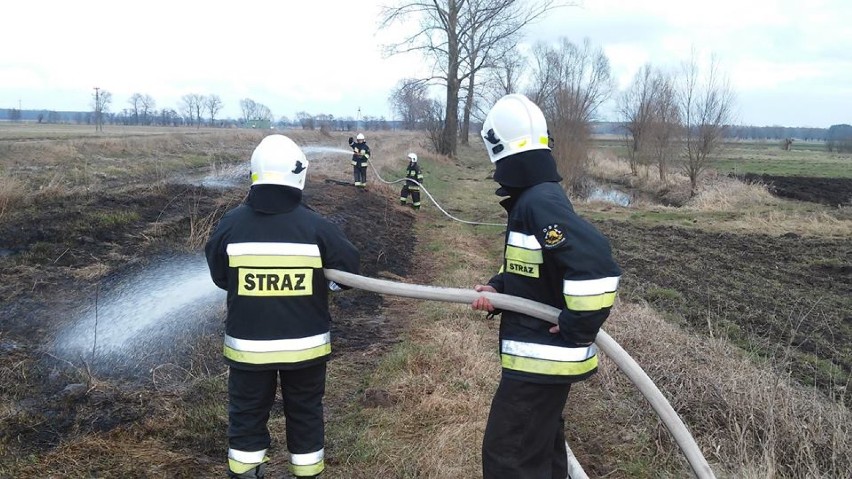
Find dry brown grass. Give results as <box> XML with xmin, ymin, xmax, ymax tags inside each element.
<box><xmin>0</xmin><ymin>175</ymin><xmax>25</xmax><ymax>219</ymax></box>
<box><xmin>593</xmin><ymin>302</ymin><xmax>852</xmax><ymax>478</ymax></box>
<box><xmin>685</xmin><ymin>172</ymin><xmax>778</xmax><ymax>211</ymax></box>
<box><xmin>340</xmin><ymin>312</ymin><xmax>499</xmax><ymax>477</ymax></box>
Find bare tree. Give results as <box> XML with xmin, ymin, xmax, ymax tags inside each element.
<box><xmin>618</xmin><ymin>64</ymin><xmax>660</xmax><ymax>175</ymax></box>
<box><xmin>140</xmin><ymin>94</ymin><xmax>155</xmax><ymax>125</ymax></box>
<box><xmin>240</xmin><ymin>98</ymin><xmax>258</xmax><ymax>124</ymax></box>
<box><xmin>424</xmin><ymin>98</ymin><xmax>446</xmax><ymax>152</ymax></box>
<box><xmin>204</xmin><ymin>94</ymin><xmax>223</xmax><ymax>125</ymax></box>
<box><xmin>482</xmin><ymin>50</ymin><xmax>525</xmax><ymax>104</ymax></box>
<box><xmin>181</xmin><ymin>93</ymin><xmax>205</xmax><ymax>127</ymax></box>
<box><xmin>91</xmin><ymin>88</ymin><xmax>112</xmax><ymax>132</ymax></box>
<box><xmin>389</xmin><ymin>78</ymin><xmax>432</xmax><ymax>129</ymax></box>
<box><xmin>295</xmin><ymin>111</ymin><xmax>315</xmax><ymax>130</ymax></box>
<box><xmin>678</xmin><ymin>52</ymin><xmax>735</xmax><ymax>195</ymax></box>
<box><xmin>128</xmin><ymin>93</ymin><xmax>143</xmax><ymax>125</ymax></box>
<box><xmin>381</xmin><ymin>0</ymin><xmax>563</xmax><ymax>156</ymax></box>
<box><xmin>193</xmin><ymin>94</ymin><xmax>206</xmax><ymax>128</ymax></box>
<box><xmin>255</xmin><ymin>104</ymin><xmax>272</xmax><ymax>122</ymax></box>
<box><xmin>458</xmin><ymin>0</ymin><xmax>563</xmax><ymax>145</ymax></box>
<box><xmin>648</xmin><ymin>73</ymin><xmax>680</xmax><ymax>184</ymax></box>
<box><xmin>528</xmin><ymin>38</ymin><xmax>614</xmax><ymax>186</ymax></box>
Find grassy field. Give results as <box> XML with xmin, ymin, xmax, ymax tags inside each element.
<box><xmin>1</xmin><ymin>124</ymin><xmax>850</xmax><ymax>478</ymax></box>
<box><xmin>594</xmin><ymin>136</ymin><xmax>852</xmax><ymax>178</ymax></box>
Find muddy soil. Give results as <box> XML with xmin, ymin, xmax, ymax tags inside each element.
<box><xmin>0</xmin><ymin>175</ymin><xmax>416</xmax><ymax>453</ymax></box>
<box><xmin>736</xmin><ymin>173</ymin><xmax>852</xmax><ymax>206</ymax></box>
<box><xmin>600</xmin><ymin>220</ymin><xmax>852</xmax><ymax>402</ymax></box>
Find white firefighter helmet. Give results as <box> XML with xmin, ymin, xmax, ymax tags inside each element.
<box><xmin>481</xmin><ymin>93</ymin><xmax>550</xmax><ymax>163</ymax></box>
<box><xmin>356</xmin><ymin>133</ymin><xmax>365</xmax><ymax>141</ymax></box>
<box><xmin>407</xmin><ymin>152</ymin><xmax>418</xmax><ymax>163</ymax></box>
<box><xmin>250</xmin><ymin>135</ymin><xmax>309</xmax><ymax>190</ymax></box>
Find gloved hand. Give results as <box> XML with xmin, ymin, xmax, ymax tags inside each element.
<box><xmin>348</xmin><ymin>137</ymin><xmax>354</xmax><ymax>147</ymax></box>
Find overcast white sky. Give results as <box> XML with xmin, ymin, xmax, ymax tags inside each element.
<box><xmin>1</xmin><ymin>0</ymin><xmax>849</xmax><ymax>128</ymax></box>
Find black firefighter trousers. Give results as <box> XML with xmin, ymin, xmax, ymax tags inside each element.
<box><xmin>353</xmin><ymin>164</ymin><xmax>367</xmax><ymax>187</ymax></box>
<box><xmin>228</xmin><ymin>363</ymin><xmax>326</xmax><ymax>477</ymax></box>
<box><xmin>482</xmin><ymin>376</ymin><xmax>572</xmax><ymax>479</ymax></box>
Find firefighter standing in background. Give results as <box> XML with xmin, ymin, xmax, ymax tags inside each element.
<box><xmin>205</xmin><ymin>135</ymin><xmax>360</xmax><ymax>479</ymax></box>
<box><xmin>470</xmin><ymin>94</ymin><xmax>622</xmax><ymax>479</ymax></box>
<box><xmin>399</xmin><ymin>152</ymin><xmax>424</xmax><ymax>210</ymax></box>
<box><xmin>348</xmin><ymin>133</ymin><xmax>370</xmax><ymax>189</ymax></box>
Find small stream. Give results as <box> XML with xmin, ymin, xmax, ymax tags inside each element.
<box><xmin>584</xmin><ymin>184</ymin><xmax>632</xmax><ymax>206</ymax></box>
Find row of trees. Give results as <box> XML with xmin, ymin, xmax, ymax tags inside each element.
<box><xmin>87</xmin><ymin>91</ymin><xmax>272</xmax><ymax>128</ymax></box>
<box><xmin>382</xmin><ymin>0</ymin><xmax>742</xmax><ymax>195</ymax></box>
<box><xmin>618</xmin><ymin>54</ymin><xmax>734</xmax><ymax>193</ymax></box>
<box><xmin>86</xmin><ymin>92</ymin><xmax>393</xmax><ymax>131</ymax></box>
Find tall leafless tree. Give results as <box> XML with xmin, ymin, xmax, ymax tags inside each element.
<box><xmin>528</xmin><ymin>38</ymin><xmax>614</xmax><ymax>187</ymax></box>
<box><xmin>482</xmin><ymin>50</ymin><xmax>525</xmax><ymax>105</ymax></box>
<box><xmin>381</xmin><ymin>0</ymin><xmax>563</xmax><ymax>156</ymax></box>
<box><xmin>295</xmin><ymin>111</ymin><xmax>315</xmax><ymax>130</ymax></box>
<box><xmin>678</xmin><ymin>53</ymin><xmax>735</xmax><ymax>195</ymax></box>
<box><xmin>618</xmin><ymin>64</ymin><xmax>660</xmax><ymax>175</ymax></box>
<box><xmin>240</xmin><ymin>98</ymin><xmax>258</xmax><ymax>124</ymax></box>
<box><xmin>128</xmin><ymin>93</ymin><xmax>144</xmax><ymax>125</ymax></box>
<box><xmin>458</xmin><ymin>0</ymin><xmax>563</xmax><ymax>145</ymax></box>
<box><xmin>204</xmin><ymin>94</ymin><xmax>223</xmax><ymax>125</ymax></box>
<box><xmin>181</xmin><ymin>93</ymin><xmax>205</xmax><ymax>127</ymax></box>
<box><xmin>648</xmin><ymin>73</ymin><xmax>680</xmax><ymax>184</ymax></box>
<box><xmin>91</xmin><ymin>88</ymin><xmax>111</xmax><ymax>132</ymax></box>
<box><xmin>140</xmin><ymin>94</ymin><xmax>155</xmax><ymax>125</ymax></box>
<box><xmin>389</xmin><ymin>78</ymin><xmax>432</xmax><ymax>130</ymax></box>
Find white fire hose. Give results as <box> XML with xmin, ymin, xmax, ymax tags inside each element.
<box><xmin>324</xmin><ymin>269</ymin><xmax>716</xmax><ymax>479</ymax></box>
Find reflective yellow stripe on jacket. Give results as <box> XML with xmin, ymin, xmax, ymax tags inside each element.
<box><xmin>563</xmin><ymin>276</ymin><xmax>619</xmax><ymax>311</ymax></box>
<box><xmin>505</xmin><ymin>231</ymin><xmax>543</xmax><ymax>278</ymax></box>
<box><xmin>227</xmin><ymin>242</ymin><xmax>322</xmax><ymax>298</ymax></box>
<box><xmin>500</xmin><ymin>339</ymin><xmax>598</xmax><ymax>376</ymax></box>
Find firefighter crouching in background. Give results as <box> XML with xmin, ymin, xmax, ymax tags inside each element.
<box><xmin>471</xmin><ymin>94</ymin><xmax>622</xmax><ymax>479</ymax></box>
<box><xmin>348</xmin><ymin>133</ymin><xmax>370</xmax><ymax>189</ymax></box>
<box><xmin>205</xmin><ymin>135</ymin><xmax>361</xmax><ymax>479</ymax></box>
<box><xmin>399</xmin><ymin>152</ymin><xmax>424</xmax><ymax>210</ymax></box>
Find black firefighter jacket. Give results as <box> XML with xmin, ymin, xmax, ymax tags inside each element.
<box><xmin>205</xmin><ymin>185</ymin><xmax>360</xmax><ymax>371</ymax></box>
<box><xmin>405</xmin><ymin>162</ymin><xmax>423</xmax><ymax>187</ymax></box>
<box><xmin>351</xmin><ymin>142</ymin><xmax>371</xmax><ymax>167</ymax></box>
<box><xmin>488</xmin><ymin>181</ymin><xmax>621</xmax><ymax>384</ymax></box>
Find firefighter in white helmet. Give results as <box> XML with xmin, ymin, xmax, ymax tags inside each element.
<box><xmin>470</xmin><ymin>94</ymin><xmax>622</xmax><ymax>478</ymax></box>
<box><xmin>347</xmin><ymin>133</ymin><xmax>370</xmax><ymax>189</ymax></box>
<box><xmin>206</xmin><ymin>134</ymin><xmax>360</xmax><ymax>479</ymax></box>
<box><xmin>399</xmin><ymin>152</ymin><xmax>424</xmax><ymax>210</ymax></box>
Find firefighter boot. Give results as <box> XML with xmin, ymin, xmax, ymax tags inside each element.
<box><xmin>228</xmin><ymin>463</ymin><xmax>266</xmax><ymax>478</ymax></box>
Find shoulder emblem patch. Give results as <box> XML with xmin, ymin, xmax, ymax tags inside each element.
<box><xmin>543</xmin><ymin>224</ymin><xmax>565</xmax><ymax>248</ymax></box>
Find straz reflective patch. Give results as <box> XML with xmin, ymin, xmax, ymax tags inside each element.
<box><xmin>506</xmin><ymin>260</ymin><xmax>539</xmax><ymax>278</ymax></box>
<box><xmin>238</xmin><ymin>268</ymin><xmax>313</xmax><ymax>296</ymax></box>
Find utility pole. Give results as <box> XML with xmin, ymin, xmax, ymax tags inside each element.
<box><xmin>93</xmin><ymin>87</ymin><xmax>101</xmax><ymax>131</ymax></box>
<box><xmin>357</xmin><ymin>106</ymin><xmax>361</xmax><ymax>132</ymax></box>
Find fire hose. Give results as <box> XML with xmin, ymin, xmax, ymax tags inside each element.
<box><xmin>324</xmin><ymin>269</ymin><xmax>716</xmax><ymax>479</ymax></box>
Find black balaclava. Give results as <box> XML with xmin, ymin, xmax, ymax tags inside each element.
<box><xmin>247</xmin><ymin>184</ymin><xmax>303</xmax><ymax>214</ymax></box>
<box><xmin>493</xmin><ymin>148</ymin><xmax>562</xmax><ymax>198</ymax></box>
